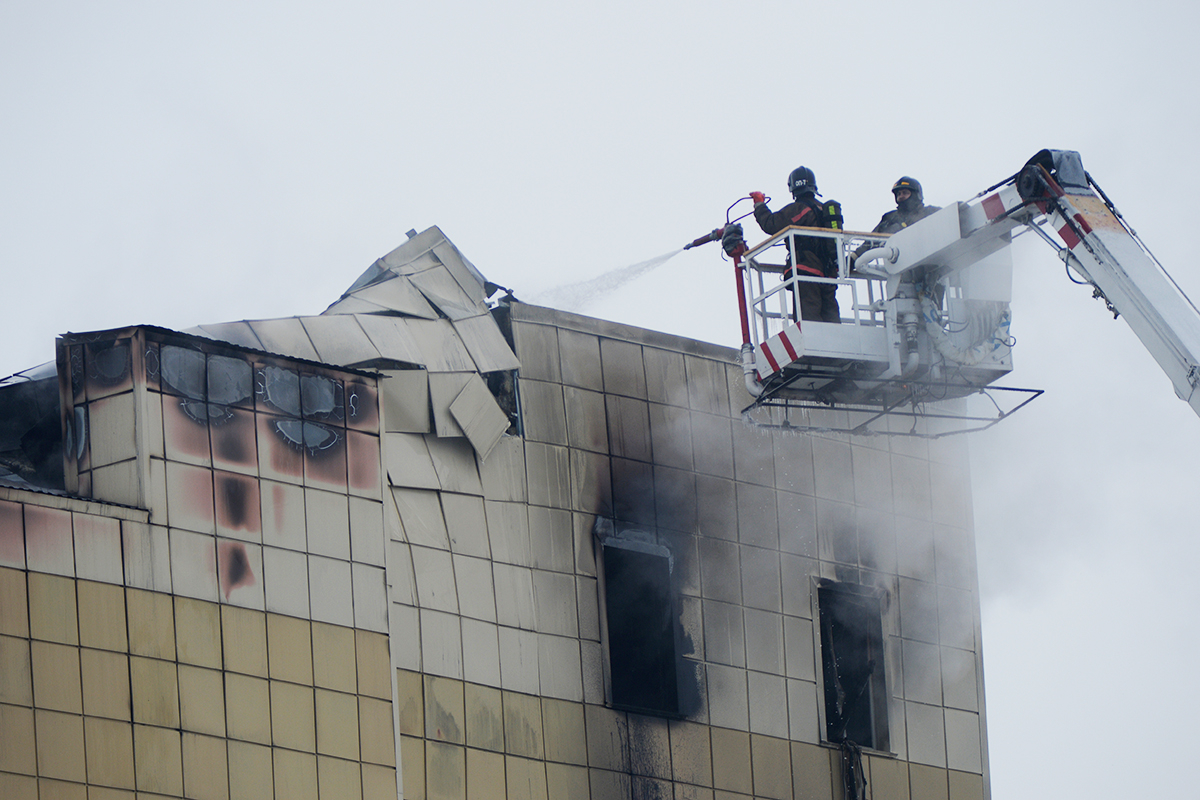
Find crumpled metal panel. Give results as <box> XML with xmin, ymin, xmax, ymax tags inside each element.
<box><xmin>428</xmin><ymin>372</ymin><xmax>471</xmax><ymax>438</ymax></box>
<box><xmin>321</xmin><ymin>296</ymin><xmax>394</xmax><ymax>316</ymax></box>
<box><xmin>299</xmin><ymin>315</ymin><xmax>381</xmax><ymax>366</ymax></box>
<box><xmin>409</xmin><ymin>268</ymin><xmax>481</xmax><ymax>322</ymax></box>
<box><xmin>431</xmin><ymin>241</ymin><xmax>488</xmax><ymax>302</ymax></box>
<box><xmin>247</xmin><ymin>318</ymin><xmax>322</xmax><ymax>362</ymax></box>
<box><xmin>191</xmin><ymin>322</ymin><xmax>264</xmax><ymax>351</ymax></box>
<box><xmin>451</xmin><ymin>314</ymin><xmax>520</xmax><ymax>374</ymax></box>
<box><xmin>383</xmin><ymin>432</ymin><xmax>439</xmax><ymax>490</ymax></box>
<box><xmin>426</xmin><ymin>437</ymin><xmax>483</xmax><ymax>496</ymax></box>
<box><xmin>355</xmin><ymin>316</ymin><xmax>426</xmax><ymax>367</ymax></box>
<box><xmin>378</xmin><ymin>370</ymin><xmax>430</xmax><ymax>433</ymax></box>
<box><xmin>390</xmin><ymin>487</ymin><xmax>450</xmax><ymax>548</ymax></box>
<box><xmin>378</xmin><ymin>228</ymin><xmax>446</xmax><ymax>271</ymax></box>
<box><xmin>344</xmin><ymin>279</ymin><xmax>438</xmax><ymax>320</ymax></box>
<box><xmin>405</xmin><ymin>319</ymin><xmax>476</xmax><ymax>373</ymax></box>
<box><xmin>449</xmin><ymin>374</ymin><xmax>510</xmax><ymax>461</ymax></box>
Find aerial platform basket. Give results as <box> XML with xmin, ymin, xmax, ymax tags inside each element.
<box><xmin>734</xmin><ymin>212</ymin><xmax>1037</xmax><ymax>436</ymax></box>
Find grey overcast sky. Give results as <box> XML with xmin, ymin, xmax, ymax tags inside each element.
<box><xmin>4</xmin><ymin>2</ymin><xmax>1199</xmax><ymax>796</ymax></box>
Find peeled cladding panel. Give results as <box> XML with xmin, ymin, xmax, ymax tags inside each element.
<box><xmin>428</xmin><ymin>372</ymin><xmax>471</xmax><ymax>438</ymax></box>
<box><xmin>346</xmin><ymin>277</ymin><xmax>439</xmax><ymax>319</ymax></box>
<box><xmin>449</xmin><ymin>376</ymin><xmax>510</xmax><ymax>462</ymax></box>
<box><xmin>322</xmin><ymin>296</ymin><xmax>395</xmax><ymax>316</ymax></box>
<box><xmin>451</xmin><ymin>314</ymin><xmax>520</xmax><ymax>374</ymax></box>
<box><xmin>409</xmin><ymin>268</ymin><xmax>481</xmax><ymax>322</ymax></box>
<box><xmin>356</xmin><ymin>316</ymin><xmax>427</xmax><ymax>367</ymax></box>
<box><xmin>192</xmin><ymin>322</ymin><xmax>264</xmax><ymax>351</ymax></box>
<box><xmin>405</xmin><ymin>319</ymin><xmax>477</xmax><ymax>372</ymax></box>
<box><xmin>299</xmin><ymin>316</ymin><xmax>381</xmax><ymax>367</ymax></box>
<box><xmin>246</xmin><ymin>318</ymin><xmax>322</xmax><ymax>362</ymax></box>
<box><xmin>426</xmin><ymin>437</ymin><xmax>484</xmax><ymax>496</ymax></box>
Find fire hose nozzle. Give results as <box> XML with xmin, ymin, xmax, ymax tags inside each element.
<box><xmin>684</xmin><ymin>226</ymin><xmax>726</xmax><ymax>250</ymax></box>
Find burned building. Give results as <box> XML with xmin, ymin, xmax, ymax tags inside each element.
<box><xmin>0</xmin><ymin>227</ymin><xmax>988</xmax><ymax>799</ymax></box>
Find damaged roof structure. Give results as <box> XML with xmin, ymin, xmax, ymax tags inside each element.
<box><xmin>0</xmin><ymin>227</ymin><xmax>991</xmax><ymax>800</ymax></box>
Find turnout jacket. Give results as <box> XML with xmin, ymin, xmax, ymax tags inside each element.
<box><xmin>753</xmin><ymin>195</ymin><xmax>838</xmax><ymax>278</ymax></box>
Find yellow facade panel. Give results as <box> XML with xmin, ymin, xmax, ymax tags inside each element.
<box><xmin>395</xmin><ymin>669</ymin><xmax>425</xmax><ymax>737</ymax></box>
<box><xmin>267</xmin><ymin>614</ymin><xmax>314</xmax><ymax>686</ymax></box>
<box><xmin>225</xmin><ymin>673</ymin><xmax>272</xmax><ymax>745</ymax></box>
<box><xmin>312</xmin><ymin>622</ymin><xmax>356</xmax><ymax>693</ymax></box>
<box><xmin>129</xmin><ymin>657</ymin><xmax>180</xmax><ymax>728</ymax></box>
<box><xmin>175</xmin><ymin>597</ymin><xmax>223</xmax><ymax>669</ymax></box>
<box><xmin>399</xmin><ymin>736</ymin><xmax>426</xmax><ymax>800</ymax></box>
<box><xmin>0</xmin><ymin>636</ymin><xmax>32</xmax><ymax>706</ymax></box>
<box><xmin>270</xmin><ymin>681</ymin><xmax>316</xmax><ymax>753</ymax></box>
<box><xmin>710</xmin><ymin>728</ymin><xmax>752</xmax><ymax>795</ymax></box>
<box><xmin>181</xmin><ymin>731</ymin><xmax>230</xmax><ymax>800</ymax></box>
<box><xmin>76</xmin><ymin>581</ymin><xmax>128</xmax><ymax>652</ymax></box>
<box><xmin>83</xmin><ymin>717</ymin><xmax>135</xmax><ymax>789</ymax></box>
<box><xmin>361</xmin><ymin>762</ymin><xmax>398</xmax><ymax>800</ymax></box>
<box><xmin>426</xmin><ymin>675</ymin><xmax>466</xmax><ymax>745</ymax></box>
<box><xmin>355</xmin><ymin>630</ymin><xmax>391</xmax><ymax>700</ymax></box>
<box><xmin>540</xmin><ymin>698</ymin><xmax>586</xmax><ymax>767</ymax></box>
<box><xmin>315</xmin><ymin>688</ymin><xmax>360</xmax><ymax>761</ymax></box>
<box><xmin>178</xmin><ymin>664</ymin><xmax>226</xmax><ymax>737</ymax></box>
<box><xmin>316</xmin><ymin>755</ymin><xmax>362</xmax><ymax>800</ymax></box>
<box><xmin>227</xmin><ymin>740</ymin><xmax>273</xmax><ymax>800</ymax></box>
<box><xmin>466</xmin><ymin>748</ymin><xmax>507</xmax><ymax>800</ymax></box>
<box><xmin>126</xmin><ymin>588</ymin><xmax>175</xmax><ymax>660</ymax></box>
<box><xmin>34</xmin><ymin>709</ymin><xmax>86</xmax><ymax>782</ymax></box>
<box><xmin>221</xmin><ymin>606</ymin><xmax>268</xmax><ymax>678</ymax></box>
<box><xmin>427</xmin><ymin>741</ymin><xmax>467</xmax><ymax>800</ymax></box>
<box><xmin>358</xmin><ymin>696</ymin><xmax>396</xmax><ymax>767</ymax></box>
<box><xmin>501</xmin><ymin>691</ymin><xmax>543</xmax><ymax>760</ymax></box>
<box><xmin>463</xmin><ymin>682</ymin><xmax>503</xmax><ymax>754</ymax></box>
<box><xmin>0</xmin><ymin>772</ymin><xmax>37</xmax><ymax>800</ymax></box>
<box><xmin>28</xmin><ymin>573</ymin><xmax>78</xmax><ymax>645</ymax></box>
<box><xmin>0</xmin><ymin>703</ymin><xmax>37</xmax><ymax>774</ymax></box>
<box><xmin>132</xmin><ymin>724</ymin><xmax>183</xmax><ymax>796</ymax></box>
<box><xmin>80</xmin><ymin>649</ymin><xmax>131</xmax><ymax>721</ymax></box>
<box><xmin>272</xmin><ymin>748</ymin><xmax>318</xmax><ymax>800</ymax></box>
<box><xmin>30</xmin><ymin>641</ymin><xmax>82</xmax><ymax>714</ymax></box>
<box><xmin>0</xmin><ymin>568</ymin><xmax>29</xmax><ymax>638</ymax></box>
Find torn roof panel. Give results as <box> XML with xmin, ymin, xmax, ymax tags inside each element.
<box><xmin>450</xmin><ymin>374</ymin><xmax>510</xmax><ymax>461</ymax></box>
<box><xmin>430</xmin><ymin>240</ymin><xmax>487</xmax><ymax>302</ymax></box>
<box><xmin>404</xmin><ymin>319</ymin><xmax>477</xmax><ymax>372</ymax></box>
<box><xmin>247</xmin><ymin>318</ymin><xmax>322</xmax><ymax>362</ymax></box>
<box><xmin>338</xmin><ymin>277</ymin><xmax>438</xmax><ymax>320</ymax></box>
<box><xmin>321</xmin><ymin>296</ymin><xmax>397</xmax><ymax>316</ymax></box>
<box><xmin>299</xmin><ymin>315</ymin><xmax>382</xmax><ymax>367</ymax></box>
<box><xmin>191</xmin><ymin>322</ymin><xmax>265</xmax><ymax>351</ymax></box>
<box><xmin>354</xmin><ymin>316</ymin><xmax>427</xmax><ymax>367</ymax></box>
<box><xmin>452</xmin><ymin>314</ymin><xmax>521</xmax><ymax>373</ymax></box>
<box><xmin>409</xmin><ymin>268</ymin><xmax>484</xmax><ymax>321</ymax></box>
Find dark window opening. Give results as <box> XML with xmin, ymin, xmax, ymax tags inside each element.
<box><xmin>602</xmin><ymin>543</ymin><xmax>679</xmax><ymax>716</ymax></box>
<box><xmin>818</xmin><ymin>582</ymin><xmax>889</xmax><ymax>751</ymax></box>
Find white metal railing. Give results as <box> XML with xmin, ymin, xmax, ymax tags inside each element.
<box><xmin>741</xmin><ymin>226</ymin><xmax>893</xmax><ymax>350</ymax></box>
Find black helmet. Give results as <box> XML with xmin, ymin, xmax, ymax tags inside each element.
<box><xmin>788</xmin><ymin>166</ymin><xmax>818</xmax><ymax>199</ymax></box>
<box><xmin>892</xmin><ymin>176</ymin><xmax>923</xmax><ymax>204</ymax></box>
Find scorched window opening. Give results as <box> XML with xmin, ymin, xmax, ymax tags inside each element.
<box><xmin>601</xmin><ymin>542</ymin><xmax>680</xmax><ymax>717</ymax></box>
<box><xmin>818</xmin><ymin>581</ymin><xmax>889</xmax><ymax>752</ymax></box>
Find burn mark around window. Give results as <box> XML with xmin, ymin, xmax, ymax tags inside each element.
<box><xmin>596</xmin><ymin>521</ymin><xmax>699</xmax><ymax>719</ymax></box>
<box><xmin>818</xmin><ymin>580</ymin><xmax>889</xmax><ymax>752</ymax></box>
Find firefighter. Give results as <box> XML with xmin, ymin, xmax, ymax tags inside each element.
<box><xmin>750</xmin><ymin>167</ymin><xmax>841</xmax><ymax>323</ymax></box>
<box><xmin>872</xmin><ymin>176</ymin><xmax>940</xmax><ymax>234</ymax></box>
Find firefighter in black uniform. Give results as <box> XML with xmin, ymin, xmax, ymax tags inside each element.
<box><xmin>872</xmin><ymin>176</ymin><xmax>940</xmax><ymax>233</ymax></box>
<box><xmin>750</xmin><ymin>167</ymin><xmax>840</xmax><ymax>323</ymax></box>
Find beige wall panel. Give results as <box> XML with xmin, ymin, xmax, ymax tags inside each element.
<box><xmin>84</xmin><ymin>717</ymin><xmax>135</xmax><ymax>789</ymax></box>
<box><xmin>0</xmin><ymin>568</ymin><xmax>28</xmax><ymax>637</ymax></box>
<box><xmin>227</xmin><ymin>740</ymin><xmax>273</xmax><ymax>800</ymax></box>
<box><xmin>132</xmin><ymin>723</ymin><xmax>183</xmax><ymax>795</ymax></box>
<box><xmin>181</xmin><ymin>732</ymin><xmax>229</xmax><ymax>800</ymax></box>
<box><xmin>225</xmin><ymin>674</ymin><xmax>271</xmax><ymax>744</ymax></box>
<box><xmin>28</xmin><ymin>573</ymin><xmax>78</xmax><ymax>645</ymax></box>
<box><xmin>312</xmin><ymin>622</ymin><xmax>357</xmax><ymax>693</ymax></box>
<box><xmin>273</xmin><ymin>748</ymin><xmax>318</xmax><ymax>800</ymax></box>
<box><xmin>0</xmin><ymin>703</ymin><xmax>37</xmax><ymax>774</ymax></box>
<box><xmin>178</xmin><ymin>664</ymin><xmax>226</xmax><ymax>737</ymax></box>
<box><xmin>31</xmin><ymin>641</ymin><xmax>82</xmax><ymax>714</ymax></box>
<box><xmin>270</xmin><ymin>681</ymin><xmax>316</xmax><ymax>752</ymax></box>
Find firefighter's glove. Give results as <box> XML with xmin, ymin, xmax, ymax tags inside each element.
<box><xmin>750</xmin><ymin>191</ymin><xmax>766</xmax><ymax>205</ymax></box>
<box><xmin>721</xmin><ymin>224</ymin><xmax>745</xmax><ymax>256</ymax></box>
